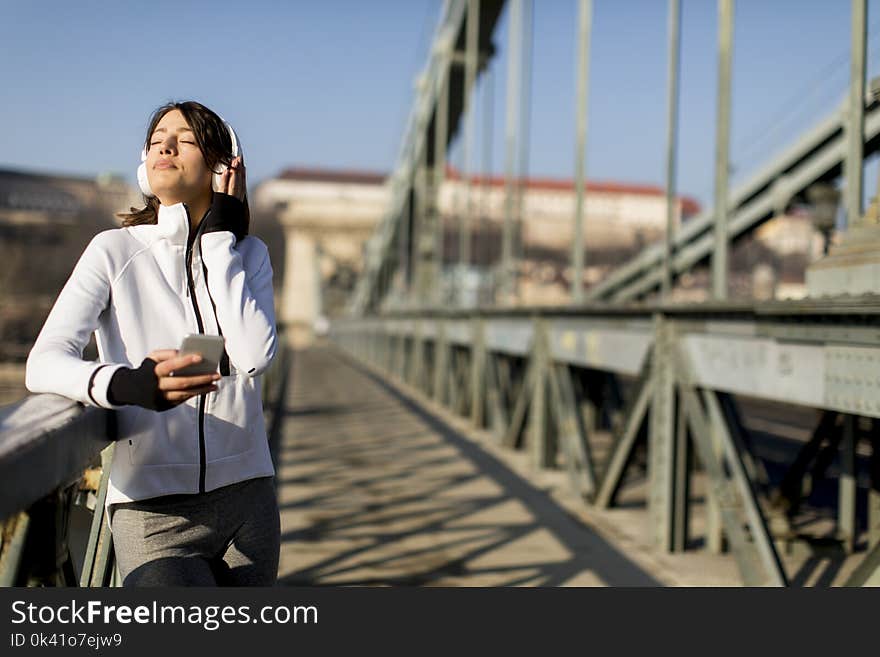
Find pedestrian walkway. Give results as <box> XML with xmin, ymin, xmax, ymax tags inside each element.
<box><xmin>274</xmin><ymin>345</ymin><xmax>664</xmax><ymax>586</ymax></box>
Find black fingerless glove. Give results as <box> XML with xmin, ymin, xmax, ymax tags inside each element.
<box><xmin>107</xmin><ymin>358</ymin><xmax>175</xmax><ymax>411</ymax></box>
<box><xmin>201</xmin><ymin>192</ymin><xmax>247</xmax><ymax>242</ymax></box>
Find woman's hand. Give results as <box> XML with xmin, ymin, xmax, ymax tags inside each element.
<box><xmin>216</xmin><ymin>156</ymin><xmax>245</xmax><ymax>201</ymax></box>
<box><xmin>147</xmin><ymin>349</ymin><xmax>220</xmax><ymax>405</ymax></box>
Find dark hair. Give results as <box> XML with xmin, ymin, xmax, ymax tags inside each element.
<box><xmin>117</xmin><ymin>100</ymin><xmax>250</xmax><ymax>234</ymax></box>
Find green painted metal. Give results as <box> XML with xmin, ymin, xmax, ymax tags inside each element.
<box><xmin>331</xmin><ymin>299</ymin><xmax>880</xmax><ymax>584</ymax></box>
<box><xmin>90</xmin><ymin>509</ymin><xmax>115</xmax><ymax>588</ymax></box>
<box><xmin>844</xmin><ymin>540</ymin><xmax>880</xmax><ymax>585</ymax></box>
<box><xmin>700</xmin><ymin>388</ymin><xmax>787</xmax><ymax>586</ymax></box>
<box><xmin>398</xmin><ymin>177</ymin><xmax>412</xmax><ymax>301</ymax></box>
<box><xmin>528</xmin><ymin>322</ymin><xmax>552</xmax><ymax>469</ymax></box>
<box><xmin>672</xmin><ymin>395</ymin><xmax>690</xmax><ymax>553</ymax></box>
<box><xmin>680</xmin><ymin>385</ymin><xmax>769</xmax><ymax>585</ymax></box>
<box><xmin>547</xmin><ymin>362</ymin><xmax>596</xmax><ymax>499</ymax></box>
<box><xmin>662</xmin><ymin>0</ymin><xmax>681</xmax><ymax>299</ymax></box>
<box><xmin>846</xmin><ymin>0</ymin><xmax>866</xmax><ymax>230</ymax></box>
<box><xmin>433</xmin><ymin>322</ymin><xmax>449</xmax><ymax>405</ymax></box>
<box><xmin>0</xmin><ymin>512</ymin><xmax>30</xmax><ymax>587</ymax></box>
<box><xmin>503</xmin><ymin>354</ymin><xmax>533</xmax><ymax>450</ymax></box>
<box><xmin>80</xmin><ymin>444</ymin><xmax>115</xmax><ymax>587</ymax></box>
<box><xmin>413</xmin><ymin>137</ymin><xmax>429</xmax><ymax>303</ymax></box>
<box><xmin>712</xmin><ymin>0</ymin><xmax>733</xmax><ymax>300</ymax></box>
<box><xmin>717</xmin><ymin>392</ymin><xmax>771</xmax><ymax>495</ymax></box>
<box><xmin>649</xmin><ymin>315</ymin><xmax>677</xmax><ymax>552</ymax></box>
<box><xmin>406</xmin><ymin>323</ymin><xmax>421</xmax><ymax>388</ymax></box>
<box><xmin>571</xmin><ymin>0</ymin><xmax>592</xmax><ymax>303</ymax></box>
<box><xmin>679</xmin><ymin>388</ymin><xmax>755</xmax><ymax>575</ymax></box>
<box><xmin>450</xmin><ymin>348</ymin><xmax>462</xmax><ymax>412</ymax></box>
<box><xmin>704</xmin><ymin>404</ymin><xmax>725</xmax><ymax>555</ymax></box>
<box><xmin>838</xmin><ymin>415</ymin><xmax>857</xmax><ymax>553</ymax></box>
<box><xmin>594</xmin><ymin>373</ymin><xmax>652</xmax><ymax>510</ymax></box>
<box><xmin>459</xmin><ymin>0</ymin><xmax>480</xmax><ymax>283</ymax></box>
<box><xmin>470</xmin><ymin>319</ymin><xmax>487</xmax><ymax>427</ymax></box>
<box><xmin>433</xmin><ymin>52</ymin><xmax>450</xmax><ymax>307</ymax></box>
<box><xmin>485</xmin><ymin>353</ymin><xmax>509</xmax><ymax>442</ymax></box>
<box><xmin>500</xmin><ymin>0</ymin><xmax>522</xmax><ymax>303</ymax></box>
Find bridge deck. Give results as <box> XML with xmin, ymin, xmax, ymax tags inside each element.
<box><xmin>273</xmin><ymin>346</ymin><xmax>747</xmax><ymax>586</ymax></box>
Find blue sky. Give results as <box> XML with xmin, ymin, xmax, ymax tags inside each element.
<box><xmin>1</xmin><ymin>1</ymin><xmax>879</xmax><ymax>208</ymax></box>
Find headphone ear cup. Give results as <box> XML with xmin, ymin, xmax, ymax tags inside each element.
<box><xmin>137</xmin><ymin>162</ymin><xmax>154</xmax><ymax>197</ymax></box>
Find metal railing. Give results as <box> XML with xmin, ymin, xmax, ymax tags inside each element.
<box><xmin>332</xmin><ymin>302</ymin><xmax>880</xmax><ymax>586</ymax></box>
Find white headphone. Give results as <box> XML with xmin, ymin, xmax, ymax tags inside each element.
<box><xmin>137</xmin><ymin>117</ymin><xmax>243</xmax><ymax>197</ymax></box>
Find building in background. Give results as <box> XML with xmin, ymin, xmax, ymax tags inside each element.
<box><xmin>0</xmin><ymin>168</ymin><xmax>139</xmax><ymax>228</ymax></box>
<box><xmin>0</xmin><ymin>167</ymin><xmax>140</xmax><ymax>403</ymax></box>
<box><xmin>255</xmin><ymin>168</ymin><xmax>391</xmax><ymax>346</ymax></box>
<box><xmin>256</xmin><ymin>166</ymin><xmax>707</xmax><ymax>343</ymax></box>
<box><xmin>438</xmin><ymin>171</ymin><xmax>702</xmax><ymax>306</ymax></box>
<box><xmin>0</xmin><ymin>168</ymin><xmax>141</xmax><ymax>356</ymax></box>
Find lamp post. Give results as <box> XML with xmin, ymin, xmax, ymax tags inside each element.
<box><xmin>806</xmin><ymin>183</ymin><xmax>841</xmax><ymax>256</ymax></box>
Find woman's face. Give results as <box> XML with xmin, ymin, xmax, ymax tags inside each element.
<box><xmin>145</xmin><ymin>109</ymin><xmax>213</xmax><ymax>205</ymax></box>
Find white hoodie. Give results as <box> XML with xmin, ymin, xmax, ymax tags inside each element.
<box><xmin>25</xmin><ymin>201</ymin><xmax>276</xmax><ymax>508</ymax></box>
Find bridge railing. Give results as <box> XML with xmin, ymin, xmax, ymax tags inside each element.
<box><xmin>0</xmin><ymin>325</ymin><xmax>290</xmax><ymax>587</ymax></box>
<box><xmin>331</xmin><ymin>301</ymin><xmax>880</xmax><ymax>586</ymax></box>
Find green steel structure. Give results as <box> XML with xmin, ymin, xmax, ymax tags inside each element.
<box><xmin>335</xmin><ymin>0</ymin><xmax>880</xmax><ymax>586</ymax></box>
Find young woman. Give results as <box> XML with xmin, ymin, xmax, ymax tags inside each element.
<box><xmin>25</xmin><ymin>101</ymin><xmax>280</xmax><ymax>586</ymax></box>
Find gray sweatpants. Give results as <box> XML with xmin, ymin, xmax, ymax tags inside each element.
<box><xmin>110</xmin><ymin>476</ymin><xmax>280</xmax><ymax>587</ymax></box>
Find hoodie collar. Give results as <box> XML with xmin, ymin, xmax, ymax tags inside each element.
<box><xmin>156</xmin><ymin>202</ymin><xmax>192</xmax><ymax>246</ymax></box>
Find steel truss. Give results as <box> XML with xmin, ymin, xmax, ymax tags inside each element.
<box><xmin>333</xmin><ymin>300</ymin><xmax>880</xmax><ymax>586</ymax></box>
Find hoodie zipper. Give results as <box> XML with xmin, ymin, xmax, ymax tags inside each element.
<box><xmin>202</xmin><ymin>259</ymin><xmax>231</xmax><ymax>376</ymax></box>
<box><xmin>184</xmin><ymin>204</ymin><xmax>208</xmax><ymax>493</ymax></box>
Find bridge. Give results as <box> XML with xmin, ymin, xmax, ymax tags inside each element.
<box><xmin>3</xmin><ymin>0</ymin><xmax>880</xmax><ymax>587</ymax></box>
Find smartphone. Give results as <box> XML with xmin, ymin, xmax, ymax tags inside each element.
<box><xmin>173</xmin><ymin>334</ymin><xmax>225</xmax><ymax>377</ymax></box>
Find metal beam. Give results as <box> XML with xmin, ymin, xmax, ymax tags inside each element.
<box><xmin>548</xmin><ymin>362</ymin><xmax>597</xmax><ymax>498</ymax></box>
<box><xmin>649</xmin><ymin>315</ymin><xmax>677</xmax><ymax>552</ymax></box>
<box><xmin>501</xmin><ymin>0</ymin><xmax>522</xmax><ymax>303</ymax></box>
<box><xmin>80</xmin><ymin>444</ymin><xmax>114</xmax><ymax>587</ymax></box>
<box><xmin>485</xmin><ymin>352</ymin><xmax>509</xmax><ymax>441</ymax></box>
<box><xmin>846</xmin><ymin>0</ymin><xmax>866</xmax><ymax>229</ymax></box>
<box><xmin>470</xmin><ymin>319</ymin><xmax>487</xmax><ymax>427</ymax></box>
<box><xmin>529</xmin><ymin>322</ymin><xmax>554</xmax><ymax>469</ymax></box>
<box><xmin>571</xmin><ymin>0</ymin><xmax>592</xmax><ymax>303</ymax></box>
<box><xmin>701</xmin><ymin>388</ymin><xmax>787</xmax><ymax>586</ymax></box>
<box><xmin>459</xmin><ymin>0</ymin><xmax>480</xmax><ymax>288</ymax></box>
<box><xmin>594</xmin><ymin>375</ymin><xmax>652</xmax><ymax>509</ymax></box>
<box><xmin>662</xmin><ymin>0</ymin><xmax>680</xmax><ymax>299</ymax></box>
<box><xmin>712</xmin><ymin>0</ymin><xmax>733</xmax><ymax>300</ymax></box>
<box><xmin>503</xmin><ymin>354</ymin><xmax>534</xmax><ymax>449</ymax></box>
<box><xmin>672</xmin><ymin>392</ymin><xmax>690</xmax><ymax>552</ymax></box>
<box><xmin>679</xmin><ymin>385</ymin><xmax>778</xmax><ymax>585</ymax></box>
<box><xmin>844</xmin><ymin>539</ymin><xmax>880</xmax><ymax>586</ymax></box>
<box><xmin>838</xmin><ymin>415</ymin><xmax>857</xmax><ymax>553</ymax></box>
<box><xmin>0</xmin><ymin>512</ymin><xmax>30</xmax><ymax>586</ymax></box>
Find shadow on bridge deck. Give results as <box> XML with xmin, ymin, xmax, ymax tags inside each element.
<box><xmin>273</xmin><ymin>345</ymin><xmax>661</xmax><ymax>587</ymax></box>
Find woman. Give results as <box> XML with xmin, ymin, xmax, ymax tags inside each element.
<box><xmin>25</xmin><ymin>101</ymin><xmax>280</xmax><ymax>586</ymax></box>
